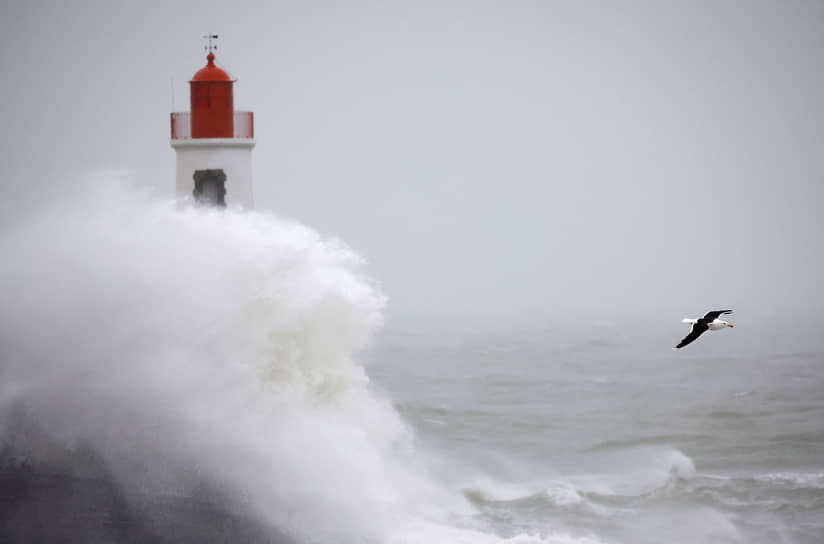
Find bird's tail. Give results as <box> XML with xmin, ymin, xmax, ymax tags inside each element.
<box><xmin>681</xmin><ymin>318</ymin><xmax>698</xmax><ymax>324</ymax></box>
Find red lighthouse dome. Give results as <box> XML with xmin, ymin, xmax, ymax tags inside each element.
<box><xmin>189</xmin><ymin>52</ymin><xmax>235</xmax><ymax>138</ymax></box>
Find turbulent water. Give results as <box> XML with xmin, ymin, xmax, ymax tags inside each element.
<box><xmin>370</xmin><ymin>322</ymin><xmax>824</xmax><ymax>544</ymax></box>
<box><xmin>1</xmin><ymin>178</ymin><xmax>822</xmax><ymax>543</ymax></box>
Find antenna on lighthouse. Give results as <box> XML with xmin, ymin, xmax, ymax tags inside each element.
<box><xmin>202</xmin><ymin>34</ymin><xmax>219</xmax><ymax>53</ymax></box>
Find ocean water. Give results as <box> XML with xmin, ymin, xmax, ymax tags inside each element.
<box><xmin>1</xmin><ymin>178</ymin><xmax>822</xmax><ymax>543</ymax></box>
<box><xmin>369</xmin><ymin>322</ymin><xmax>824</xmax><ymax>544</ymax></box>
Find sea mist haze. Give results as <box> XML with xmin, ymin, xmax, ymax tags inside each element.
<box><xmin>0</xmin><ymin>179</ymin><xmax>821</xmax><ymax>543</ymax></box>
<box><xmin>1</xmin><ymin>1</ymin><xmax>823</xmax><ymax>543</ymax></box>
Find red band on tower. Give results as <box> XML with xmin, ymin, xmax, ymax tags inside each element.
<box><xmin>189</xmin><ymin>52</ymin><xmax>235</xmax><ymax>138</ymax></box>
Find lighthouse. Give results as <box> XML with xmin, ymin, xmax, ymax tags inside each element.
<box><xmin>170</xmin><ymin>37</ymin><xmax>255</xmax><ymax>209</ymax></box>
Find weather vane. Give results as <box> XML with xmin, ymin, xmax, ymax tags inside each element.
<box><xmin>202</xmin><ymin>34</ymin><xmax>219</xmax><ymax>53</ymax></box>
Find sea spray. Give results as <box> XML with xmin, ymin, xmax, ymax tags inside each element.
<box><xmin>0</xmin><ymin>175</ymin><xmax>452</xmax><ymax>543</ymax></box>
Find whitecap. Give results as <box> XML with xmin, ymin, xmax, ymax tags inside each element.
<box><xmin>753</xmin><ymin>471</ymin><xmax>824</xmax><ymax>488</ymax></box>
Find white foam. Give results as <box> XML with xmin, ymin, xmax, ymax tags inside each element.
<box><xmin>753</xmin><ymin>471</ymin><xmax>824</xmax><ymax>488</ymax></box>
<box><xmin>543</xmin><ymin>481</ymin><xmax>586</xmax><ymax>506</ymax></box>
<box><xmin>567</xmin><ymin>447</ymin><xmax>696</xmax><ymax>497</ymax></box>
<box><xmin>0</xmin><ymin>175</ymin><xmax>459</xmax><ymax>543</ymax></box>
<box><xmin>465</xmin><ymin>476</ymin><xmax>584</xmax><ymax>507</ymax></box>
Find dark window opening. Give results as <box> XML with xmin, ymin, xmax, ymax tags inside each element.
<box><xmin>192</xmin><ymin>169</ymin><xmax>227</xmax><ymax>207</ymax></box>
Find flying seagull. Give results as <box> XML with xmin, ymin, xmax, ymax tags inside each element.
<box><xmin>674</xmin><ymin>309</ymin><xmax>734</xmax><ymax>349</ymax></box>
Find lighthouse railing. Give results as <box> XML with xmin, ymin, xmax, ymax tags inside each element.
<box><xmin>170</xmin><ymin>111</ymin><xmax>254</xmax><ymax>139</ymax></box>
<box><xmin>233</xmin><ymin>111</ymin><xmax>254</xmax><ymax>139</ymax></box>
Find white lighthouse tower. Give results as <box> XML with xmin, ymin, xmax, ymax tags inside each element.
<box><xmin>170</xmin><ymin>37</ymin><xmax>255</xmax><ymax>209</ymax></box>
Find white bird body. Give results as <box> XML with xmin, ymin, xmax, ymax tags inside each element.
<box><xmin>708</xmin><ymin>319</ymin><xmax>732</xmax><ymax>331</ymax></box>
<box><xmin>681</xmin><ymin>317</ymin><xmax>731</xmax><ymax>330</ymax></box>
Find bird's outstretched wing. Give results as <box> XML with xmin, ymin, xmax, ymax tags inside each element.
<box><xmin>675</xmin><ymin>322</ymin><xmax>709</xmax><ymax>349</ymax></box>
<box><xmin>702</xmin><ymin>309</ymin><xmax>733</xmax><ymax>321</ymax></box>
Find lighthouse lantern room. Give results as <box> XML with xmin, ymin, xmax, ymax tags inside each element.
<box><xmin>171</xmin><ymin>36</ymin><xmax>255</xmax><ymax>209</ymax></box>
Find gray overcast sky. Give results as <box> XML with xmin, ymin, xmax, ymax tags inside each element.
<box><xmin>2</xmin><ymin>1</ymin><xmax>823</xmax><ymax>324</ymax></box>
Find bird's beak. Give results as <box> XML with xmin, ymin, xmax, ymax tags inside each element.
<box><xmin>728</xmin><ymin>324</ymin><xmax>734</xmax><ymax>328</ymax></box>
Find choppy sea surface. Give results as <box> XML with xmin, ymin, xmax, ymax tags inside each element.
<box><xmin>1</xmin><ymin>179</ymin><xmax>822</xmax><ymax>543</ymax></box>
<box><xmin>369</xmin><ymin>320</ymin><xmax>824</xmax><ymax>544</ymax></box>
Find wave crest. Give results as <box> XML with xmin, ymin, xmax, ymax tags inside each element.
<box><xmin>0</xmin><ymin>175</ymin><xmax>442</xmax><ymax>543</ymax></box>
